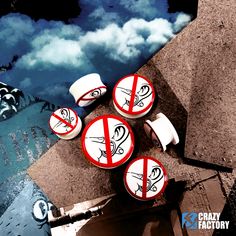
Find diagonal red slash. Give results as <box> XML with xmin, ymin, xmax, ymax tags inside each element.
<box><xmin>128</xmin><ymin>74</ymin><xmax>139</xmax><ymax>112</ymax></box>
<box><xmin>142</xmin><ymin>157</ymin><xmax>148</xmax><ymax>198</ymax></box>
<box><xmin>52</xmin><ymin>113</ymin><xmax>74</xmax><ymax>129</ymax></box>
<box><xmin>103</xmin><ymin>117</ymin><xmax>113</xmax><ymax>165</ymax></box>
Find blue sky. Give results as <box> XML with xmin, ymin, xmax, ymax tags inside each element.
<box><xmin>0</xmin><ymin>0</ymin><xmax>192</xmax><ymax>112</ymax></box>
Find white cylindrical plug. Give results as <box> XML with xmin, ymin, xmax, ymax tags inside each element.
<box><xmin>49</xmin><ymin>108</ymin><xmax>82</xmax><ymax>140</ymax></box>
<box><xmin>69</xmin><ymin>73</ymin><xmax>107</xmax><ymax>107</ymax></box>
<box><xmin>144</xmin><ymin>113</ymin><xmax>179</xmax><ymax>151</ymax></box>
<box><xmin>113</xmin><ymin>74</ymin><xmax>155</xmax><ymax>119</ymax></box>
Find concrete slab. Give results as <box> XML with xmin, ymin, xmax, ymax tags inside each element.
<box><xmin>151</xmin><ymin>0</ymin><xmax>236</xmax><ymax>168</ymax></box>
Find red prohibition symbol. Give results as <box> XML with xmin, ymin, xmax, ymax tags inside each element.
<box><xmin>82</xmin><ymin>114</ymin><xmax>134</xmax><ymax>169</ymax></box>
<box><xmin>49</xmin><ymin>108</ymin><xmax>78</xmax><ymax>135</ymax></box>
<box><xmin>113</xmin><ymin>74</ymin><xmax>155</xmax><ymax>118</ymax></box>
<box><xmin>124</xmin><ymin>156</ymin><xmax>168</xmax><ymax>200</ymax></box>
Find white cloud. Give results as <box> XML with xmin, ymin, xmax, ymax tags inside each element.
<box><xmin>16</xmin><ymin>12</ymin><xmax>190</xmax><ymax>69</ymax></box>
<box><xmin>123</xmin><ymin>18</ymin><xmax>174</xmax><ymax>53</ymax></box>
<box><xmin>80</xmin><ymin>23</ymin><xmax>141</xmax><ymax>62</ymax></box>
<box><xmin>80</xmin><ymin>17</ymin><xmax>174</xmax><ymax>63</ymax></box>
<box><xmin>0</xmin><ymin>14</ymin><xmax>36</xmax><ymax>64</ymax></box>
<box><xmin>0</xmin><ymin>6</ymin><xmax>192</xmax><ymax>107</ymax></box>
<box><xmin>174</xmin><ymin>13</ymin><xmax>192</xmax><ymax>33</ymax></box>
<box><xmin>0</xmin><ymin>14</ymin><xmax>35</xmax><ymax>46</ymax></box>
<box><xmin>35</xmin><ymin>21</ymin><xmax>82</xmax><ymax>40</ymax></box>
<box><xmin>88</xmin><ymin>7</ymin><xmax>121</xmax><ymax>27</ymax></box>
<box><xmin>16</xmin><ymin>22</ymin><xmax>85</xmax><ymax>68</ymax></box>
<box><xmin>19</xmin><ymin>37</ymin><xmax>83</xmax><ymax>68</ymax></box>
<box><xmin>120</xmin><ymin>0</ymin><xmax>168</xmax><ymax>19</ymax></box>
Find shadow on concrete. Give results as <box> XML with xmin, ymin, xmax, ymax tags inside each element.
<box><xmin>213</xmin><ymin>180</ymin><xmax>236</xmax><ymax>235</ymax></box>
<box><xmin>79</xmin><ymin>179</ymin><xmax>186</xmax><ymax>236</ymax></box>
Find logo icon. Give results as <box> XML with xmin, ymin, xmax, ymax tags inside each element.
<box><xmin>182</xmin><ymin>212</ymin><xmax>198</xmax><ymax>229</ymax></box>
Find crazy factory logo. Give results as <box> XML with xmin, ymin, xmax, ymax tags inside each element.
<box><xmin>182</xmin><ymin>212</ymin><xmax>198</xmax><ymax>229</ymax></box>
<box><xmin>128</xmin><ymin>165</ymin><xmax>164</xmax><ymax>194</ymax></box>
<box><xmin>182</xmin><ymin>212</ymin><xmax>230</xmax><ymax>230</ymax></box>
<box><xmin>87</xmin><ymin>123</ymin><xmax>129</xmax><ymax>162</ymax></box>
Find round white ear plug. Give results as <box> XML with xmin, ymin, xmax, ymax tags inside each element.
<box><xmin>124</xmin><ymin>156</ymin><xmax>168</xmax><ymax>201</ymax></box>
<box><xmin>144</xmin><ymin>113</ymin><xmax>179</xmax><ymax>151</ymax></box>
<box><xmin>81</xmin><ymin>114</ymin><xmax>134</xmax><ymax>169</ymax></box>
<box><xmin>113</xmin><ymin>74</ymin><xmax>155</xmax><ymax>119</ymax></box>
<box><xmin>69</xmin><ymin>73</ymin><xmax>107</xmax><ymax>107</ymax></box>
<box><xmin>49</xmin><ymin>108</ymin><xmax>82</xmax><ymax>140</ymax></box>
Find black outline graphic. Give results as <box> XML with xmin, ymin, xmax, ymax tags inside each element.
<box><xmin>86</xmin><ymin>123</ymin><xmax>129</xmax><ymax>162</ymax></box>
<box><xmin>128</xmin><ymin>165</ymin><xmax>164</xmax><ymax>194</ymax></box>
<box><xmin>118</xmin><ymin>83</ymin><xmax>152</xmax><ymax>109</ymax></box>
<box><xmin>89</xmin><ymin>88</ymin><xmax>102</xmax><ymax>99</ymax></box>
<box><xmin>31</xmin><ymin>187</ymin><xmax>54</xmax><ymax>231</ymax></box>
<box><xmin>52</xmin><ymin>108</ymin><xmax>75</xmax><ymax>132</ymax></box>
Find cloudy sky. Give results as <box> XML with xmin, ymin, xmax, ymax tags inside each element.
<box><xmin>0</xmin><ymin>0</ymin><xmax>192</xmax><ymax>114</ymax></box>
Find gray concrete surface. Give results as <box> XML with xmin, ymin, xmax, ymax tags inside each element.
<box><xmin>152</xmin><ymin>0</ymin><xmax>236</xmax><ymax>168</ymax></box>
